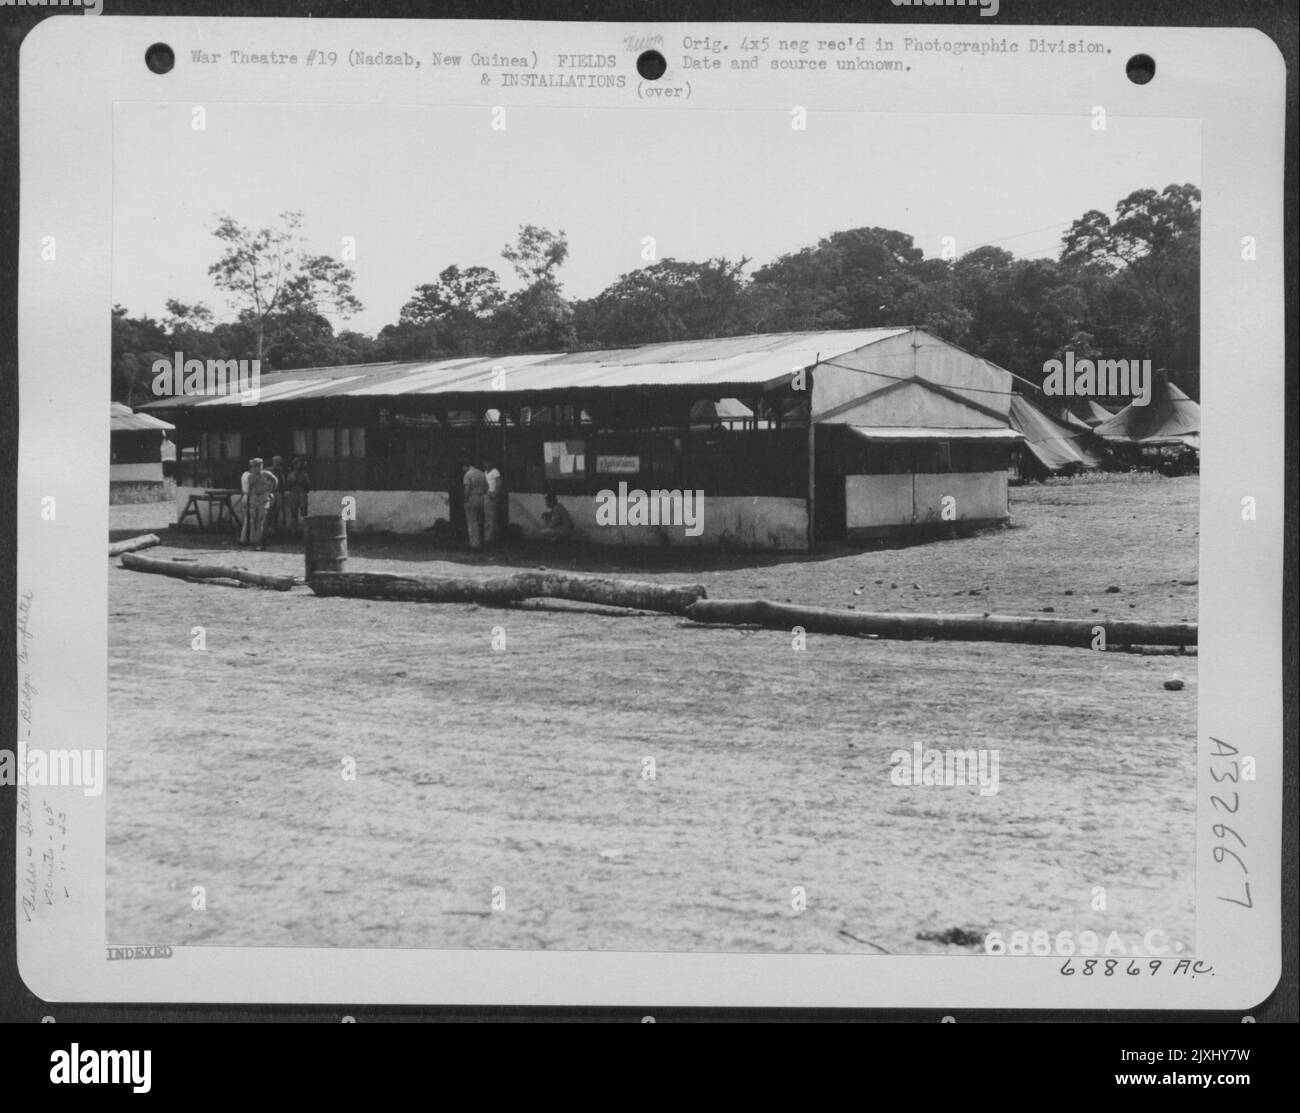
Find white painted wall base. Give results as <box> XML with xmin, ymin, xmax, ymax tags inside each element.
<box><xmin>281</xmin><ymin>489</ymin><xmax>808</xmax><ymax>549</ymax></box>
<box><xmin>111</xmin><ymin>462</ymin><xmax>163</xmax><ymax>483</ymax></box>
<box><xmin>845</xmin><ymin>471</ymin><xmax>1009</xmax><ymax>530</ymax></box>
<box><xmin>309</xmin><ymin>490</ymin><xmax>450</xmax><ymax>533</ymax></box>
<box><xmin>509</xmin><ymin>492</ymin><xmax>807</xmax><ymax>549</ymax></box>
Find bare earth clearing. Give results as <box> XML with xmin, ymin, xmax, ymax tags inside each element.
<box><xmin>107</xmin><ymin>476</ymin><xmax>1197</xmax><ymax>954</ymax></box>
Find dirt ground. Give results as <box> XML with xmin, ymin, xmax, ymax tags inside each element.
<box><xmin>106</xmin><ymin>475</ymin><xmax>1198</xmax><ymax>954</ymax></box>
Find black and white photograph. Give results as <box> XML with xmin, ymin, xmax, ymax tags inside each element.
<box><xmin>103</xmin><ymin>97</ymin><xmax>1205</xmax><ymax>956</ymax></box>
<box><xmin>9</xmin><ymin>13</ymin><xmax>1287</xmax><ymax>1020</ymax></box>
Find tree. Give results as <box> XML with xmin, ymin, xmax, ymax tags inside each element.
<box><xmin>208</xmin><ymin>210</ymin><xmax>363</xmax><ymax>360</ymax></box>
<box><xmin>746</xmin><ymin>226</ymin><xmax>926</xmax><ymax>331</ymax></box>
<box><xmin>573</xmin><ymin>257</ymin><xmax>750</xmax><ymax>347</ymax></box>
<box><xmin>111</xmin><ymin>306</ymin><xmax>170</xmax><ymax>404</ymax></box>
<box><xmin>373</xmin><ymin>320</ymin><xmax>446</xmax><ymax>362</ymax></box>
<box><xmin>492</xmin><ymin>225</ymin><xmax>576</xmax><ymax>352</ymax></box>
<box><xmin>162</xmin><ymin>299</ymin><xmax>224</xmax><ymax>361</ymax></box>
<box><xmin>889</xmin><ymin>258</ymin><xmax>972</xmax><ymax>347</ymax></box>
<box><xmin>501</xmin><ymin>224</ymin><xmax>569</xmax><ymax>284</ymax></box>
<box><xmin>492</xmin><ymin>282</ymin><xmax>577</xmax><ymax>353</ymax></box>
<box><xmin>1061</xmin><ymin>184</ymin><xmax>1200</xmax><ymax>270</ymax></box>
<box><xmin>397</xmin><ymin>264</ymin><xmax>504</xmax><ymax>355</ymax></box>
<box><xmin>400</xmin><ymin>265</ymin><xmax>504</xmax><ymax>324</ymax></box>
<box><xmin>1059</xmin><ymin>184</ymin><xmax>1200</xmax><ymax>375</ymax></box>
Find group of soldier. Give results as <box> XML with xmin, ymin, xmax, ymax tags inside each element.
<box><xmin>240</xmin><ymin>453</ymin><xmax>573</xmax><ymax>551</ymax></box>
<box><xmin>461</xmin><ymin>458</ymin><xmax>503</xmax><ymax>549</ymax></box>
<box><xmin>239</xmin><ymin>455</ymin><xmax>313</xmax><ymax>550</ymax></box>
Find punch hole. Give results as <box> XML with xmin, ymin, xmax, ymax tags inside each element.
<box><xmin>1125</xmin><ymin>53</ymin><xmax>1155</xmax><ymax>85</ymax></box>
<box><xmin>145</xmin><ymin>42</ymin><xmax>175</xmax><ymax>75</ymax></box>
<box><xmin>636</xmin><ymin>50</ymin><xmax>667</xmax><ymax>81</ymax></box>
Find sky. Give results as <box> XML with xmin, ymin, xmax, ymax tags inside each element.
<box><xmin>112</xmin><ymin>102</ymin><xmax>1200</xmax><ymax>336</ymax></box>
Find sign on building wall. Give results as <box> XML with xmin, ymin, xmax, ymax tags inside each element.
<box><xmin>543</xmin><ymin>440</ymin><xmax>586</xmax><ymax>478</ymax></box>
<box><xmin>595</xmin><ymin>455</ymin><xmax>640</xmax><ymax>474</ymax></box>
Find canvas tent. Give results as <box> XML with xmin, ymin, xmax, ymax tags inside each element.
<box><xmin>1054</xmin><ymin>406</ymin><xmax>1095</xmax><ymax>433</ymax></box>
<box><xmin>1007</xmin><ymin>394</ymin><xmax>1106</xmax><ymax>477</ymax></box>
<box><xmin>689</xmin><ymin>397</ymin><xmax>754</xmax><ymax>428</ymax></box>
<box><xmin>1093</xmin><ymin>381</ymin><xmax>1200</xmax><ymax>449</ymax></box>
<box><xmin>1081</xmin><ymin>400</ymin><xmax>1114</xmax><ymax>426</ymax></box>
<box><xmin>1093</xmin><ymin>380</ymin><xmax>1199</xmax><ymax>474</ymax></box>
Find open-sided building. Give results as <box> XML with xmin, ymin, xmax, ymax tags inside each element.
<box><xmin>146</xmin><ymin>327</ymin><xmax>1022</xmax><ymax>549</ymax></box>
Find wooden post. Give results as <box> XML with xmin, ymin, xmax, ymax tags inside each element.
<box><xmin>806</xmin><ymin>420</ymin><xmax>816</xmax><ymax>549</ymax></box>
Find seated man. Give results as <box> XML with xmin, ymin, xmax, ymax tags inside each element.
<box><xmin>538</xmin><ymin>493</ymin><xmax>575</xmax><ymax>542</ymax></box>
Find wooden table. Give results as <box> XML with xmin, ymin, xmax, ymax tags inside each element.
<box><xmin>178</xmin><ymin>489</ymin><xmax>242</xmax><ymax>533</ymax></box>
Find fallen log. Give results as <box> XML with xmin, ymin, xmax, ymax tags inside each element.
<box><xmin>120</xmin><ymin>552</ymin><xmax>296</xmax><ymax>591</ymax></box>
<box><xmin>108</xmin><ymin>533</ymin><xmax>161</xmax><ymax>557</ymax></box>
<box><xmin>684</xmin><ymin>598</ymin><xmax>1196</xmax><ymax>648</ymax></box>
<box><xmin>308</xmin><ymin>570</ymin><xmax>706</xmax><ymax>614</ymax></box>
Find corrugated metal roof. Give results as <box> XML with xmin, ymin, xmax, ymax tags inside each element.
<box><xmin>186</xmin><ymin>375</ymin><xmax>368</xmax><ymax>408</ymax></box>
<box><xmin>110</xmin><ymin>402</ymin><xmax>174</xmax><ymax>432</ymax></box>
<box><xmin>144</xmin><ymin>329</ymin><xmax>910</xmax><ymax>411</ymax></box>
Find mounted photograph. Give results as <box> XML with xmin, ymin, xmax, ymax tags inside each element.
<box><xmin>101</xmin><ymin>96</ymin><xmax>1204</xmax><ymax>959</ymax></box>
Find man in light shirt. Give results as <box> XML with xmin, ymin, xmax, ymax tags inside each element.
<box><xmin>239</xmin><ymin>457</ymin><xmax>278</xmax><ymax>550</ymax></box>
<box><xmin>159</xmin><ymin>432</ymin><xmax>177</xmax><ymax>479</ymax></box>
<box><xmin>462</xmin><ymin>460</ymin><xmax>489</xmax><ymax>550</ymax></box>
<box><xmin>482</xmin><ymin>457</ymin><xmax>502</xmax><ymax>546</ymax></box>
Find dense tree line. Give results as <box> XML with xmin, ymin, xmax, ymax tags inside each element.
<box><xmin>113</xmin><ymin>184</ymin><xmax>1199</xmax><ymax>405</ymax></box>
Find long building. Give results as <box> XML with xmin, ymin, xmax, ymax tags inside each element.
<box><xmin>143</xmin><ymin>327</ymin><xmax>1022</xmax><ymax>549</ymax></box>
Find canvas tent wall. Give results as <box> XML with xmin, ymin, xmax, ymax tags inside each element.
<box><xmin>1093</xmin><ymin>380</ymin><xmax>1200</xmax><ymax>448</ymax></box>
<box><xmin>1093</xmin><ymin>380</ymin><xmax>1199</xmax><ymax>474</ymax></box>
<box><xmin>1082</xmin><ymin>400</ymin><xmax>1115</xmax><ymax>426</ymax></box>
<box><xmin>1007</xmin><ymin>394</ymin><xmax>1106</xmax><ymax>478</ymax></box>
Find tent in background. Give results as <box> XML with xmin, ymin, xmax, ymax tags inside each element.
<box><xmin>1007</xmin><ymin>394</ymin><xmax>1106</xmax><ymax>479</ymax></box>
<box><xmin>1052</xmin><ymin>405</ymin><xmax>1094</xmax><ymax>433</ymax></box>
<box><xmin>689</xmin><ymin>397</ymin><xmax>755</xmax><ymax>429</ymax></box>
<box><xmin>1094</xmin><ymin>381</ymin><xmax>1200</xmax><ymax>449</ymax></box>
<box><xmin>1094</xmin><ymin>381</ymin><xmax>1200</xmax><ymax>474</ymax></box>
<box><xmin>1082</xmin><ymin>400</ymin><xmax>1114</xmax><ymax>426</ymax></box>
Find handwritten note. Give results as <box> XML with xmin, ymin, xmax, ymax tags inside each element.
<box><xmin>14</xmin><ymin>588</ymin><xmax>72</xmax><ymax>922</ymax></box>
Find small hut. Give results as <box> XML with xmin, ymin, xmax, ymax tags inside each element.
<box><xmin>110</xmin><ymin>402</ymin><xmax>174</xmax><ymax>486</ymax></box>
